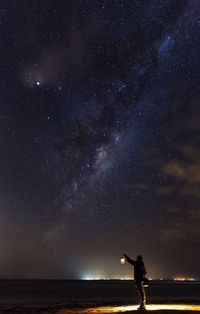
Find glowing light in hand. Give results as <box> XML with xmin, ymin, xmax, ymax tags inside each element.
<box><xmin>120</xmin><ymin>256</ymin><xmax>125</xmax><ymax>264</ymax></box>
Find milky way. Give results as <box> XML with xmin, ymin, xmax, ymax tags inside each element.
<box><xmin>0</xmin><ymin>0</ymin><xmax>200</xmax><ymax>279</ymax></box>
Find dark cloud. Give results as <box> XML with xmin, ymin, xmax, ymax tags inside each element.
<box><xmin>162</xmin><ymin>146</ymin><xmax>200</xmax><ymax>197</ymax></box>
<box><xmin>160</xmin><ymin>207</ymin><xmax>200</xmax><ymax>244</ymax></box>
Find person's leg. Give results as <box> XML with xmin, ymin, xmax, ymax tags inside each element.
<box><xmin>136</xmin><ymin>281</ymin><xmax>146</xmax><ymax>309</ymax></box>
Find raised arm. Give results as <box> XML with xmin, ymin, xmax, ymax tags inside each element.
<box><xmin>124</xmin><ymin>254</ymin><xmax>135</xmax><ymax>265</ymax></box>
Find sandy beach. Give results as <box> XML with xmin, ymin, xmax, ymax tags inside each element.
<box><xmin>0</xmin><ymin>303</ymin><xmax>200</xmax><ymax>314</ymax></box>
<box><xmin>56</xmin><ymin>304</ymin><xmax>200</xmax><ymax>314</ymax></box>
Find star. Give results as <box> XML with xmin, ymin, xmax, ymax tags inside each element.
<box><xmin>0</xmin><ymin>0</ymin><xmax>199</xmax><ymax>281</ymax></box>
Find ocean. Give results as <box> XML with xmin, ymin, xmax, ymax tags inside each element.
<box><xmin>0</xmin><ymin>280</ymin><xmax>199</xmax><ymax>309</ymax></box>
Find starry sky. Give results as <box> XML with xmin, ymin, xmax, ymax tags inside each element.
<box><xmin>0</xmin><ymin>0</ymin><xmax>200</xmax><ymax>280</ymax></box>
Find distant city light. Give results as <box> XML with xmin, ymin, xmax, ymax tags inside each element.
<box><xmin>174</xmin><ymin>277</ymin><xmax>195</xmax><ymax>281</ymax></box>
<box><xmin>81</xmin><ymin>275</ymin><xmax>197</xmax><ymax>281</ymax></box>
<box><xmin>81</xmin><ymin>275</ymin><xmax>132</xmax><ymax>280</ymax></box>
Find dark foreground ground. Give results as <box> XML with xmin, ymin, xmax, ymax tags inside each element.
<box><xmin>0</xmin><ymin>280</ymin><xmax>199</xmax><ymax>313</ymax></box>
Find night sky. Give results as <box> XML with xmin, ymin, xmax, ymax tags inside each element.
<box><xmin>0</xmin><ymin>0</ymin><xmax>200</xmax><ymax>280</ymax></box>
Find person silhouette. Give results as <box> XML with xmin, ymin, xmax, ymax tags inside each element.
<box><xmin>124</xmin><ymin>254</ymin><xmax>147</xmax><ymax>310</ymax></box>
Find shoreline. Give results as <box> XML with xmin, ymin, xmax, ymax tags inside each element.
<box><xmin>0</xmin><ymin>303</ymin><xmax>200</xmax><ymax>314</ymax></box>
<box><xmin>0</xmin><ymin>281</ymin><xmax>199</xmax><ymax>313</ymax></box>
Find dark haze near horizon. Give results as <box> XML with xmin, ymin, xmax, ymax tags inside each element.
<box><xmin>0</xmin><ymin>0</ymin><xmax>200</xmax><ymax>279</ymax></box>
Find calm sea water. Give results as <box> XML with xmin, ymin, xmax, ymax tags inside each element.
<box><xmin>0</xmin><ymin>280</ymin><xmax>199</xmax><ymax>307</ymax></box>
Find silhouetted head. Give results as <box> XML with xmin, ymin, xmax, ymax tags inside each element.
<box><xmin>137</xmin><ymin>255</ymin><xmax>143</xmax><ymax>262</ymax></box>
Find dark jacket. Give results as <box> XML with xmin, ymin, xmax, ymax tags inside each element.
<box><xmin>125</xmin><ymin>256</ymin><xmax>146</xmax><ymax>281</ymax></box>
